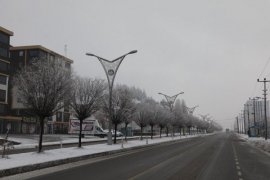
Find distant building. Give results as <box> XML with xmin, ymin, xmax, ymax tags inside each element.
<box><xmin>0</xmin><ymin>26</ymin><xmax>13</xmax><ymax>134</ymax></box>
<box><xmin>9</xmin><ymin>45</ymin><xmax>73</xmax><ymax>134</ymax></box>
<box><xmin>244</xmin><ymin>99</ymin><xmax>270</xmax><ymax>137</ymax></box>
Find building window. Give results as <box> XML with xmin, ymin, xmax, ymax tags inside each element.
<box><xmin>0</xmin><ymin>33</ymin><xmax>9</xmax><ymax>44</ymax></box>
<box><xmin>0</xmin><ymin>61</ymin><xmax>8</xmax><ymax>71</ymax></box>
<box><xmin>0</xmin><ymin>89</ymin><xmax>6</xmax><ymax>102</ymax></box>
<box><xmin>65</xmin><ymin>62</ymin><xmax>71</xmax><ymax>69</ymax></box>
<box><xmin>19</xmin><ymin>51</ymin><xmax>24</xmax><ymax>57</ymax></box>
<box><xmin>0</xmin><ymin>47</ymin><xmax>8</xmax><ymax>58</ymax></box>
<box><xmin>0</xmin><ymin>75</ymin><xmax>7</xmax><ymax>85</ymax></box>
<box><xmin>63</xmin><ymin>113</ymin><xmax>70</xmax><ymax>122</ymax></box>
<box><xmin>0</xmin><ymin>104</ymin><xmax>5</xmax><ymax>113</ymax></box>
<box><xmin>29</xmin><ymin>50</ymin><xmax>39</xmax><ymax>57</ymax></box>
<box><xmin>56</xmin><ymin>112</ymin><xmax>62</xmax><ymax>122</ymax></box>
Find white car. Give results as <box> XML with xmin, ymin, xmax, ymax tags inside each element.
<box><xmin>104</xmin><ymin>129</ymin><xmax>124</xmax><ymax>137</ymax></box>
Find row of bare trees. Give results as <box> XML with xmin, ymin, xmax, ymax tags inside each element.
<box><xmin>14</xmin><ymin>58</ymin><xmax>221</xmax><ymax>153</ymax></box>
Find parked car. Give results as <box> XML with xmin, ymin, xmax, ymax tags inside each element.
<box><xmin>104</xmin><ymin>129</ymin><xmax>124</xmax><ymax>137</ymax></box>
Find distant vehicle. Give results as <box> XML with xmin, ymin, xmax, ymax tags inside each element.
<box><xmin>226</xmin><ymin>129</ymin><xmax>230</xmax><ymax>133</ymax></box>
<box><xmin>104</xmin><ymin>129</ymin><xmax>124</xmax><ymax>137</ymax></box>
<box><xmin>69</xmin><ymin>117</ymin><xmax>106</xmax><ymax>138</ymax></box>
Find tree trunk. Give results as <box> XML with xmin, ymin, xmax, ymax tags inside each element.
<box><xmin>38</xmin><ymin>117</ymin><xmax>45</xmax><ymax>153</ymax></box>
<box><xmin>125</xmin><ymin>123</ymin><xmax>128</xmax><ymax>141</ymax></box>
<box><xmin>140</xmin><ymin>126</ymin><xmax>143</xmax><ymax>140</ymax></box>
<box><xmin>160</xmin><ymin>127</ymin><xmax>162</xmax><ymax>138</ymax></box>
<box><xmin>78</xmin><ymin>119</ymin><xmax>83</xmax><ymax>148</ymax></box>
<box><xmin>114</xmin><ymin>123</ymin><xmax>117</xmax><ymax>144</ymax></box>
<box><xmin>151</xmin><ymin>125</ymin><xmax>153</xmax><ymax>139</ymax></box>
<box><xmin>189</xmin><ymin>127</ymin><xmax>191</xmax><ymax>135</ymax></box>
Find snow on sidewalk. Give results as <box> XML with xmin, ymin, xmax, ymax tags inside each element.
<box><xmin>0</xmin><ymin>134</ymin><xmax>207</xmax><ymax>171</ymax></box>
<box><xmin>238</xmin><ymin>134</ymin><xmax>270</xmax><ymax>153</ymax></box>
<box><xmin>1</xmin><ymin>135</ymin><xmax>111</xmax><ymax>149</ymax></box>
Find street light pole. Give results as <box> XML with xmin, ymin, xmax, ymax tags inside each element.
<box><xmin>86</xmin><ymin>50</ymin><xmax>137</xmax><ymax>145</ymax></box>
<box><xmin>158</xmin><ymin>92</ymin><xmax>184</xmax><ymax>137</ymax></box>
<box><xmin>158</xmin><ymin>92</ymin><xmax>184</xmax><ymax>112</ymax></box>
<box><xmin>184</xmin><ymin>105</ymin><xmax>199</xmax><ymax>115</ymax></box>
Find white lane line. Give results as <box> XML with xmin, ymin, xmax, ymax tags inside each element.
<box><xmin>232</xmin><ymin>143</ymin><xmax>244</xmax><ymax>180</ymax></box>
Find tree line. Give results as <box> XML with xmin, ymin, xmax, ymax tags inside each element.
<box><xmin>14</xmin><ymin>58</ymin><xmax>222</xmax><ymax>153</ymax></box>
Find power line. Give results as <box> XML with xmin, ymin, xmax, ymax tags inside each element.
<box><xmin>258</xmin><ymin>57</ymin><xmax>270</xmax><ymax>78</ymax></box>
<box><xmin>251</xmin><ymin>57</ymin><xmax>270</xmax><ymax>97</ymax></box>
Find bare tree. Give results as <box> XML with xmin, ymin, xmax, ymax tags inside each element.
<box><xmin>70</xmin><ymin>77</ymin><xmax>106</xmax><ymax>148</ymax></box>
<box><xmin>14</xmin><ymin>58</ymin><xmax>72</xmax><ymax>153</ymax></box>
<box><xmin>122</xmin><ymin>105</ymin><xmax>136</xmax><ymax>141</ymax></box>
<box><xmin>154</xmin><ymin>104</ymin><xmax>168</xmax><ymax>138</ymax></box>
<box><xmin>134</xmin><ymin>102</ymin><xmax>151</xmax><ymax>140</ymax></box>
<box><xmin>103</xmin><ymin>85</ymin><xmax>135</xmax><ymax>144</ymax></box>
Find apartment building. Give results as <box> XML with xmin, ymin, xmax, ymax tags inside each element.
<box><xmin>9</xmin><ymin>45</ymin><xmax>73</xmax><ymax>134</ymax></box>
<box><xmin>0</xmin><ymin>26</ymin><xmax>13</xmax><ymax>134</ymax></box>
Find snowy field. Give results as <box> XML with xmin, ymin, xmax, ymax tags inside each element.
<box><xmin>238</xmin><ymin>134</ymin><xmax>270</xmax><ymax>153</ymax></box>
<box><xmin>0</xmin><ymin>134</ymin><xmax>210</xmax><ymax>171</ymax></box>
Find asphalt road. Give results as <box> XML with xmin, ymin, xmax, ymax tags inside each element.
<box><xmin>23</xmin><ymin>133</ymin><xmax>270</xmax><ymax>180</ymax></box>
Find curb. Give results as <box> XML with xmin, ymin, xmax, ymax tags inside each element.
<box><xmin>0</xmin><ymin>135</ymin><xmax>204</xmax><ymax>177</ymax></box>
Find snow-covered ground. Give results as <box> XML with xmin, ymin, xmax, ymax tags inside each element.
<box><xmin>238</xmin><ymin>134</ymin><xmax>270</xmax><ymax>153</ymax></box>
<box><xmin>0</xmin><ymin>134</ymin><xmax>107</xmax><ymax>149</ymax></box>
<box><xmin>0</xmin><ymin>134</ymin><xmax>210</xmax><ymax>171</ymax></box>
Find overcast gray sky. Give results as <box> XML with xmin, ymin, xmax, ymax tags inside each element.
<box><xmin>2</xmin><ymin>0</ymin><xmax>270</xmax><ymax>129</ymax></box>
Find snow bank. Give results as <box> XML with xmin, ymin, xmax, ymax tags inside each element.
<box><xmin>238</xmin><ymin>134</ymin><xmax>270</xmax><ymax>153</ymax></box>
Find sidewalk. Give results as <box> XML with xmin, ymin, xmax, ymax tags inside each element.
<box><xmin>0</xmin><ymin>133</ymin><xmax>211</xmax><ymax>177</ymax></box>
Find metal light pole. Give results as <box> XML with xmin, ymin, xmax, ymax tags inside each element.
<box><xmin>86</xmin><ymin>50</ymin><xmax>137</xmax><ymax>145</ymax></box>
<box><xmin>158</xmin><ymin>92</ymin><xmax>184</xmax><ymax>137</ymax></box>
<box><xmin>158</xmin><ymin>92</ymin><xmax>184</xmax><ymax>112</ymax></box>
<box><xmin>184</xmin><ymin>105</ymin><xmax>199</xmax><ymax>115</ymax></box>
<box><xmin>199</xmin><ymin>114</ymin><xmax>210</xmax><ymax>121</ymax></box>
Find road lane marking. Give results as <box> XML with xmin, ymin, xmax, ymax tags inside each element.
<box><xmin>232</xmin><ymin>143</ymin><xmax>244</xmax><ymax>180</ymax></box>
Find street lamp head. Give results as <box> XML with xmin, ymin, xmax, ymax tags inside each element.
<box><xmin>85</xmin><ymin>53</ymin><xmax>96</xmax><ymax>57</ymax></box>
<box><xmin>128</xmin><ymin>50</ymin><xmax>138</xmax><ymax>55</ymax></box>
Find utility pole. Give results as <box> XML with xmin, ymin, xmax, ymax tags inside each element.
<box><xmin>242</xmin><ymin>110</ymin><xmax>246</xmax><ymax>134</ymax></box>
<box><xmin>257</xmin><ymin>78</ymin><xmax>270</xmax><ymax>140</ymax></box>
<box><xmin>236</xmin><ymin>116</ymin><xmax>239</xmax><ymax>134</ymax></box>
<box><xmin>245</xmin><ymin>103</ymin><xmax>251</xmax><ymax>136</ymax></box>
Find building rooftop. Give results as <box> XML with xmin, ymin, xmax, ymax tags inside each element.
<box><xmin>0</xmin><ymin>26</ymin><xmax>14</xmax><ymax>36</ymax></box>
<box><xmin>10</xmin><ymin>45</ymin><xmax>73</xmax><ymax>63</ymax></box>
